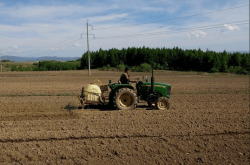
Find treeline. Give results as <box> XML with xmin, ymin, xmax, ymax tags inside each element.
<box><xmin>11</xmin><ymin>61</ymin><xmax>80</xmax><ymax>71</ymax></box>
<box><xmin>80</xmin><ymin>47</ymin><xmax>249</xmax><ymax>74</ymax></box>
<box><xmin>34</xmin><ymin>61</ymin><xmax>80</xmax><ymax>71</ymax></box>
<box><xmin>0</xmin><ymin>60</ymin><xmax>13</xmax><ymax>62</ymax></box>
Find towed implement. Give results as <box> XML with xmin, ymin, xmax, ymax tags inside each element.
<box><xmin>78</xmin><ymin>68</ymin><xmax>171</xmax><ymax>110</ymax></box>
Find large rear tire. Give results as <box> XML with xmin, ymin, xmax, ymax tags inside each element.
<box><xmin>156</xmin><ymin>97</ymin><xmax>170</xmax><ymax>110</ymax></box>
<box><xmin>114</xmin><ymin>88</ymin><xmax>137</xmax><ymax>110</ymax></box>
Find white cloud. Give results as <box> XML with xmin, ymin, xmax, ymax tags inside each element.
<box><xmin>12</xmin><ymin>45</ymin><xmax>18</xmax><ymax>50</ymax></box>
<box><xmin>141</xmin><ymin>6</ymin><xmax>165</xmax><ymax>12</ymax></box>
<box><xmin>49</xmin><ymin>41</ymin><xmax>85</xmax><ymax>52</ymax></box>
<box><xmin>141</xmin><ymin>5</ymin><xmax>179</xmax><ymax>13</ymax></box>
<box><xmin>50</xmin><ymin>47</ymin><xmax>65</xmax><ymax>51</ymax></box>
<box><xmin>90</xmin><ymin>13</ymin><xmax>128</xmax><ymax>23</ymax></box>
<box><xmin>0</xmin><ymin>5</ymin><xmax>98</xmax><ymax>18</ymax></box>
<box><xmin>166</xmin><ymin>7</ymin><xmax>179</xmax><ymax>14</ymax></box>
<box><xmin>74</xmin><ymin>43</ymin><xmax>82</xmax><ymax>47</ymax></box>
<box><xmin>187</xmin><ymin>30</ymin><xmax>207</xmax><ymax>39</ymax></box>
<box><xmin>220</xmin><ymin>24</ymin><xmax>241</xmax><ymax>34</ymax></box>
<box><xmin>0</xmin><ymin>0</ymin><xmax>248</xmax><ymax>57</ymax></box>
<box><xmin>0</xmin><ymin>45</ymin><xmax>19</xmax><ymax>53</ymax></box>
<box><xmin>223</xmin><ymin>24</ymin><xmax>241</xmax><ymax>31</ymax></box>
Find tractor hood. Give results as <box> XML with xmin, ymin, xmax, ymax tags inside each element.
<box><xmin>138</xmin><ymin>81</ymin><xmax>171</xmax><ymax>98</ymax></box>
<box><xmin>140</xmin><ymin>82</ymin><xmax>171</xmax><ymax>88</ymax></box>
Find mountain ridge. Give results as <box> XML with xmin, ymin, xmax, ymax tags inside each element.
<box><xmin>0</xmin><ymin>56</ymin><xmax>81</xmax><ymax>62</ymax></box>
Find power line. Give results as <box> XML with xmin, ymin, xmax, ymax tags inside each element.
<box><xmin>18</xmin><ymin>34</ymin><xmax>82</xmax><ymax>55</ymax></box>
<box><xmin>95</xmin><ymin>20</ymin><xmax>249</xmax><ymax>39</ymax></box>
<box><xmin>28</xmin><ymin>38</ymin><xmax>83</xmax><ymax>56</ymax></box>
<box><xmin>35</xmin><ymin>39</ymin><xmax>95</xmax><ymax>56</ymax></box>
<box><xmin>94</xmin><ymin>5</ymin><xmax>249</xmax><ymax>30</ymax></box>
<box><xmin>6</xmin><ymin>35</ymin><xmax>85</xmax><ymax>57</ymax></box>
<box><xmin>1</xmin><ymin>26</ymin><xmax>87</xmax><ymax>56</ymax></box>
<box><xmin>97</xmin><ymin>22</ymin><xmax>249</xmax><ymax>39</ymax></box>
<box><xmin>1</xmin><ymin>39</ymin><xmax>90</xmax><ymax>57</ymax></box>
<box><xmin>49</xmin><ymin>38</ymin><xmax>83</xmax><ymax>50</ymax></box>
<box><xmin>3</xmin><ymin>33</ymin><xmax>90</xmax><ymax>57</ymax></box>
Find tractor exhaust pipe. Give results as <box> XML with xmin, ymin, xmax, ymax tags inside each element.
<box><xmin>151</xmin><ymin>67</ymin><xmax>155</xmax><ymax>93</ymax></box>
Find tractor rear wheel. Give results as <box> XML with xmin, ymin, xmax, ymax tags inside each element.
<box><xmin>156</xmin><ymin>97</ymin><xmax>170</xmax><ymax>110</ymax></box>
<box><xmin>114</xmin><ymin>88</ymin><xmax>137</xmax><ymax>110</ymax></box>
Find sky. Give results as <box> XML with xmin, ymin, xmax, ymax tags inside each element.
<box><xmin>0</xmin><ymin>0</ymin><xmax>249</xmax><ymax>57</ymax></box>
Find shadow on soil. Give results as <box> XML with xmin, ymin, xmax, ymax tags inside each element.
<box><xmin>63</xmin><ymin>103</ymin><xmax>158</xmax><ymax>112</ymax></box>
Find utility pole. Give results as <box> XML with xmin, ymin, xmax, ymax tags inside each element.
<box><xmin>87</xmin><ymin>20</ymin><xmax>91</xmax><ymax>76</ymax></box>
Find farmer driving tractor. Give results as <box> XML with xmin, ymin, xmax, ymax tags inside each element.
<box><xmin>119</xmin><ymin>67</ymin><xmax>138</xmax><ymax>84</ymax></box>
<box><xmin>78</xmin><ymin>66</ymin><xmax>171</xmax><ymax>110</ymax></box>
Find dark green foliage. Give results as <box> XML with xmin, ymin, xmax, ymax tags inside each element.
<box><xmin>131</xmin><ymin>66</ymin><xmax>144</xmax><ymax>72</ymax></box>
<box><xmin>98</xmin><ymin>64</ymin><xmax>112</xmax><ymax>71</ymax></box>
<box><xmin>116</xmin><ymin>64</ymin><xmax>126</xmax><ymax>71</ymax></box>
<box><xmin>33</xmin><ymin>61</ymin><xmax>80</xmax><ymax>71</ymax></box>
<box><xmin>228</xmin><ymin>66</ymin><xmax>248</xmax><ymax>75</ymax></box>
<box><xmin>11</xmin><ymin>65</ymin><xmax>33</xmax><ymax>71</ymax></box>
<box><xmin>11</xmin><ymin>61</ymin><xmax>80</xmax><ymax>71</ymax></box>
<box><xmin>210</xmin><ymin>68</ymin><xmax>219</xmax><ymax>73</ymax></box>
<box><xmin>80</xmin><ymin>47</ymin><xmax>249</xmax><ymax>75</ymax></box>
<box><xmin>1</xmin><ymin>60</ymin><xmax>13</xmax><ymax>62</ymax></box>
<box><xmin>140</xmin><ymin>63</ymin><xmax>152</xmax><ymax>72</ymax></box>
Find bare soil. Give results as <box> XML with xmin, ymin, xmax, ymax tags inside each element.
<box><xmin>0</xmin><ymin>70</ymin><xmax>249</xmax><ymax>164</ymax></box>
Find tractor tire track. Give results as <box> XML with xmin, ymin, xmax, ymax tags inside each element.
<box><xmin>0</xmin><ymin>131</ymin><xmax>248</xmax><ymax>144</ymax></box>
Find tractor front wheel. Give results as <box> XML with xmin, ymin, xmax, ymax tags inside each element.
<box><xmin>156</xmin><ymin>97</ymin><xmax>170</xmax><ymax>110</ymax></box>
<box><xmin>114</xmin><ymin>88</ymin><xmax>137</xmax><ymax>110</ymax></box>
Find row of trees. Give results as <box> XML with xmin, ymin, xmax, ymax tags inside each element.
<box><xmin>0</xmin><ymin>60</ymin><xmax>13</xmax><ymax>62</ymax></box>
<box><xmin>34</xmin><ymin>61</ymin><xmax>80</xmax><ymax>71</ymax></box>
<box><xmin>80</xmin><ymin>47</ymin><xmax>249</xmax><ymax>74</ymax></box>
<box><xmin>11</xmin><ymin>61</ymin><xmax>81</xmax><ymax>71</ymax></box>
<box><xmin>11</xmin><ymin>65</ymin><xmax>33</xmax><ymax>71</ymax></box>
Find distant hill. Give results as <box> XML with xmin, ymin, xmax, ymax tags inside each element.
<box><xmin>0</xmin><ymin>56</ymin><xmax>81</xmax><ymax>62</ymax></box>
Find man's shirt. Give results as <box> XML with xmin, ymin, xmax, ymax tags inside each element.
<box><xmin>120</xmin><ymin>73</ymin><xmax>130</xmax><ymax>84</ymax></box>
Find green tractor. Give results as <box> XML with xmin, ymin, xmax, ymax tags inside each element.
<box><xmin>78</xmin><ymin>68</ymin><xmax>171</xmax><ymax>110</ymax></box>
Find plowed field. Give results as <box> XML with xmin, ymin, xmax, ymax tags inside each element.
<box><xmin>0</xmin><ymin>70</ymin><xmax>249</xmax><ymax>164</ymax></box>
